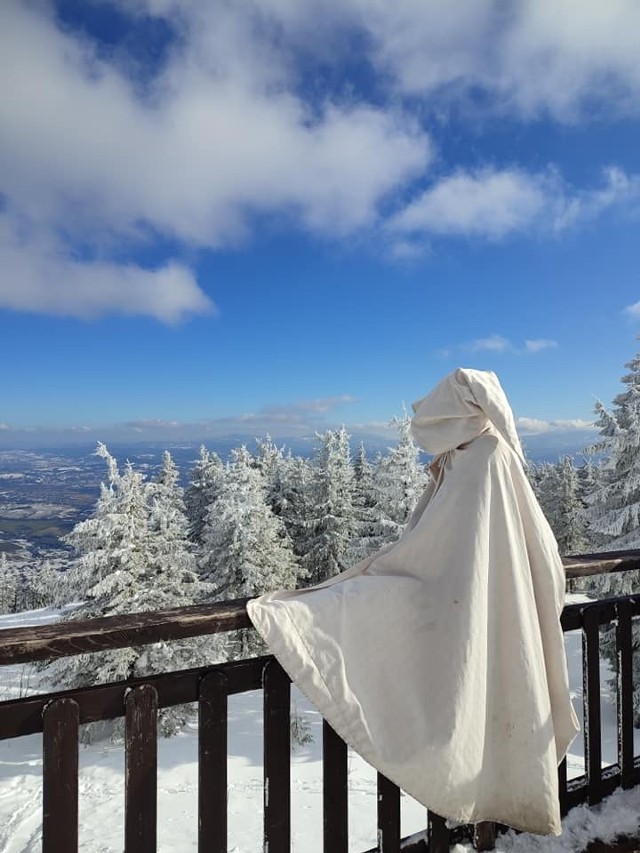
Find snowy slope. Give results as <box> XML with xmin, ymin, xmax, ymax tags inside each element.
<box><xmin>0</xmin><ymin>601</ymin><xmax>638</xmax><ymax>852</ymax></box>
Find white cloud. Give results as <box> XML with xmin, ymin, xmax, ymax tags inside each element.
<box><xmin>444</xmin><ymin>335</ymin><xmax>560</xmax><ymax>356</ymax></box>
<box><xmin>0</xmin><ymin>3</ymin><xmax>429</xmax><ymax>244</ymax></box>
<box><xmin>516</xmin><ymin>417</ymin><xmax>596</xmax><ymax>435</ymax></box>
<box><xmin>1</xmin><ymin>1</ymin><xmax>639</xmax><ymax>325</ymax></box>
<box><xmin>466</xmin><ymin>334</ymin><xmax>513</xmax><ymax>353</ymax></box>
<box><xmin>390</xmin><ymin>166</ymin><xmax>640</xmax><ymax>242</ymax></box>
<box><xmin>306</xmin><ymin>0</ymin><xmax>640</xmax><ymax>120</ymax></box>
<box><xmin>390</xmin><ymin>169</ymin><xmax>548</xmax><ymax>240</ymax></box>
<box><xmin>623</xmin><ymin>301</ymin><xmax>640</xmax><ymax>318</ymax></box>
<box><xmin>0</xmin><ymin>211</ymin><xmax>213</xmax><ymax>322</ymax></box>
<box><xmin>524</xmin><ymin>339</ymin><xmax>558</xmax><ymax>353</ymax></box>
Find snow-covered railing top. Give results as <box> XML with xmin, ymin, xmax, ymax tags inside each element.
<box><xmin>0</xmin><ymin>549</ymin><xmax>639</xmax><ymax>667</ymax></box>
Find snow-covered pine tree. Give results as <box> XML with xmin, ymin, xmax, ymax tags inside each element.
<box><xmin>0</xmin><ymin>552</ymin><xmax>19</xmax><ymax>614</ymax></box>
<box><xmin>583</xmin><ymin>349</ymin><xmax>640</xmax><ymax>723</ymax></box>
<box><xmin>302</xmin><ymin>427</ymin><xmax>357</xmax><ymax>585</ymax></box>
<box><xmin>584</xmin><ymin>349</ymin><xmax>640</xmax><ymax>592</ymax></box>
<box><xmin>349</xmin><ymin>442</ymin><xmax>382</xmax><ymax>563</ymax></box>
<box><xmin>147</xmin><ymin>450</ymin><xmax>199</xmax><ymax>583</ymax></box>
<box><xmin>535</xmin><ymin>457</ymin><xmax>589</xmax><ymax>558</ymax></box>
<box><xmin>278</xmin><ymin>453</ymin><xmax>315</xmax><ymax>560</ymax></box>
<box><xmin>199</xmin><ymin>445</ymin><xmax>300</xmax><ymax>657</ymax></box>
<box><xmin>184</xmin><ymin>445</ymin><xmax>225</xmax><ymax>545</ymax></box>
<box><xmin>23</xmin><ymin>559</ymin><xmax>59</xmax><ymax>610</ymax></box>
<box><xmin>48</xmin><ymin>444</ymin><xmax>217</xmax><ymax>739</ymax></box>
<box><xmin>371</xmin><ymin>415</ymin><xmax>428</xmax><ymax>547</ymax></box>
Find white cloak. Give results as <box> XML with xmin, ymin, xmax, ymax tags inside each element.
<box><xmin>247</xmin><ymin>368</ymin><xmax>579</xmax><ymax>835</ymax></box>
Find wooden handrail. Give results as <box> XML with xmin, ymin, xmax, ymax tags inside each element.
<box><xmin>1</xmin><ymin>550</ymin><xmax>639</xmax><ymax>666</ymax></box>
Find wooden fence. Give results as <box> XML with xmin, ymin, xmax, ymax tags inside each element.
<box><xmin>0</xmin><ymin>550</ymin><xmax>639</xmax><ymax>852</ymax></box>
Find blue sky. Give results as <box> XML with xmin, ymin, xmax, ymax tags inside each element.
<box><xmin>2</xmin><ymin>0</ymin><xmax>640</xmax><ymax>447</ymax></box>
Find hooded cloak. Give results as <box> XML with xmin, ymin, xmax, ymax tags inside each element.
<box><xmin>246</xmin><ymin>368</ymin><xmax>579</xmax><ymax>835</ymax></box>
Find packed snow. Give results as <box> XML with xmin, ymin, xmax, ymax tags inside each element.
<box><xmin>0</xmin><ymin>599</ymin><xmax>638</xmax><ymax>852</ymax></box>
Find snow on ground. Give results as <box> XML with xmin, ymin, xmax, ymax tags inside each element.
<box><xmin>0</xmin><ymin>600</ymin><xmax>638</xmax><ymax>852</ymax></box>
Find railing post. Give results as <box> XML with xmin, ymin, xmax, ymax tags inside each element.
<box><xmin>472</xmin><ymin>821</ymin><xmax>496</xmax><ymax>851</ymax></box>
<box><xmin>42</xmin><ymin>697</ymin><xmax>79</xmax><ymax>853</ymax></box>
<box><xmin>427</xmin><ymin>811</ymin><xmax>450</xmax><ymax>853</ymax></box>
<box><xmin>125</xmin><ymin>684</ymin><xmax>158</xmax><ymax>853</ymax></box>
<box><xmin>616</xmin><ymin>599</ymin><xmax>634</xmax><ymax>789</ymax></box>
<box><xmin>582</xmin><ymin>606</ymin><xmax>603</xmax><ymax>805</ymax></box>
<box><xmin>263</xmin><ymin>660</ymin><xmax>291</xmax><ymax>852</ymax></box>
<box><xmin>199</xmin><ymin>671</ymin><xmax>228</xmax><ymax>853</ymax></box>
<box><xmin>377</xmin><ymin>772</ymin><xmax>401</xmax><ymax>853</ymax></box>
<box><xmin>323</xmin><ymin>720</ymin><xmax>348</xmax><ymax>853</ymax></box>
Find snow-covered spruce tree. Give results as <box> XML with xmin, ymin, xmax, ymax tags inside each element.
<box><xmin>348</xmin><ymin>442</ymin><xmax>383</xmax><ymax>563</ymax></box>
<box><xmin>371</xmin><ymin>416</ymin><xmax>428</xmax><ymax>547</ymax></box>
<box><xmin>48</xmin><ymin>444</ymin><xmax>218</xmax><ymax>739</ymax></box>
<box><xmin>184</xmin><ymin>445</ymin><xmax>225</xmax><ymax>545</ymax></box>
<box><xmin>0</xmin><ymin>552</ymin><xmax>19</xmax><ymax>614</ymax></box>
<box><xmin>147</xmin><ymin>451</ymin><xmax>199</xmax><ymax>581</ymax></box>
<box><xmin>199</xmin><ymin>445</ymin><xmax>301</xmax><ymax>657</ymax></box>
<box><xmin>302</xmin><ymin>428</ymin><xmax>358</xmax><ymax>585</ymax></box>
<box><xmin>537</xmin><ymin>457</ymin><xmax>589</xmax><ymax>558</ymax></box>
<box><xmin>584</xmin><ymin>350</ymin><xmax>640</xmax><ymax>592</ymax></box>
<box><xmin>255</xmin><ymin>435</ymin><xmax>293</xmax><ymax>518</ymax></box>
<box><xmin>21</xmin><ymin>559</ymin><xmax>60</xmax><ymax>610</ymax></box>
<box><xmin>583</xmin><ymin>351</ymin><xmax>640</xmax><ymax>723</ymax></box>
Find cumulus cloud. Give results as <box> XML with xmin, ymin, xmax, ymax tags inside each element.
<box><xmin>2</xmin><ymin>1</ymin><xmax>640</xmax><ymax>323</ymax></box>
<box><xmin>623</xmin><ymin>301</ymin><xmax>640</xmax><ymax>318</ymax></box>
<box><xmin>300</xmin><ymin>0</ymin><xmax>640</xmax><ymax>120</ymax></box>
<box><xmin>0</xmin><ymin>211</ymin><xmax>212</xmax><ymax>322</ymax></box>
<box><xmin>390</xmin><ymin>166</ymin><xmax>640</xmax><ymax>242</ymax></box>
<box><xmin>0</xmin><ymin>2</ymin><xmax>429</xmax><ymax>244</ymax></box>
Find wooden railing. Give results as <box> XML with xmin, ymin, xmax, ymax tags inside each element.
<box><xmin>0</xmin><ymin>551</ymin><xmax>639</xmax><ymax>852</ymax></box>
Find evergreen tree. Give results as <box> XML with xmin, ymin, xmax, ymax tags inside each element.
<box><xmin>585</xmin><ymin>349</ymin><xmax>640</xmax><ymax>590</ymax></box>
<box><xmin>583</xmin><ymin>348</ymin><xmax>640</xmax><ymax>723</ymax></box>
<box><xmin>200</xmin><ymin>446</ymin><xmax>300</xmax><ymax>657</ymax></box>
<box><xmin>184</xmin><ymin>445</ymin><xmax>225</xmax><ymax>545</ymax></box>
<box><xmin>349</xmin><ymin>443</ymin><xmax>383</xmax><ymax>562</ymax></box>
<box><xmin>302</xmin><ymin>428</ymin><xmax>357</xmax><ymax>585</ymax></box>
<box><xmin>0</xmin><ymin>552</ymin><xmax>19</xmax><ymax>614</ymax></box>
<box><xmin>48</xmin><ymin>444</ymin><xmax>216</xmax><ymax>739</ymax></box>
<box><xmin>279</xmin><ymin>453</ymin><xmax>315</xmax><ymax>560</ymax></box>
<box><xmin>147</xmin><ymin>451</ymin><xmax>198</xmax><ymax>580</ymax></box>
<box><xmin>371</xmin><ymin>416</ymin><xmax>428</xmax><ymax>546</ymax></box>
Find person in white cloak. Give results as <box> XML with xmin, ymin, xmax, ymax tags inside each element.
<box><xmin>246</xmin><ymin>368</ymin><xmax>580</xmax><ymax>835</ymax></box>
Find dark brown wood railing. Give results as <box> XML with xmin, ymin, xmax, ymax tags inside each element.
<box><xmin>0</xmin><ymin>551</ymin><xmax>639</xmax><ymax>852</ymax></box>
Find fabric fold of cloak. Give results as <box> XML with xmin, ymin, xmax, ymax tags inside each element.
<box><xmin>247</xmin><ymin>367</ymin><xmax>579</xmax><ymax>835</ymax></box>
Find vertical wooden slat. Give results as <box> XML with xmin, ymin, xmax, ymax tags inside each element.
<box><xmin>427</xmin><ymin>811</ymin><xmax>450</xmax><ymax>853</ymax></box>
<box><xmin>199</xmin><ymin>671</ymin><xmax>228</xmax><ymax>853</ymax></box>
<box><xmin>377</xmin><ymin>773</ymin><xmax>400</xmax><ymax>853</ymax></box>
<box><xmin>616</xmin><ymin>600</ymin><xmax>634</xmax><ymax>789</ymax></box>
<box><xmin>472</xmin><ymin>821</ymin><xmax>496</xmax><ymax>851</ymax></box>
<box><xmin>42</xmin><ymin>697</ymin><xmax>79</xmax><ymax>853</ymax></box>
<box><xmin>125</xmin><ymin>684</ymin><xmax>158</xmax><ymax>853</ymax></box>
<box><xmin>322</xmin><ymin>720</ymin><xmax>348</xmax><ymax>853</ymax></box>
<box><xmin>263</xmin><ymin>660</ymin><xmax>290</xmax><ymax>852</ymax></box>
<box><xmin>582</xmin><ymin>607</ymin><xmax>602</xmax><ymax>805</ymax></box>
<box><xmin>558</xmin><ymin>756</ymin><xmax>568</xmax><ymax>816</ymax></box>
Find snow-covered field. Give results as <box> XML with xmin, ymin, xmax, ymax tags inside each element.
<box><xmin>0</xmin><ymin>599</ymin><xmax>638</xmax><ymax>853</ymax></box>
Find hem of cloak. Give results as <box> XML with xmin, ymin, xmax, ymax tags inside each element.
<box><xmin>246</xmin><ymin>596</ymin><xmax>563</xmax><ymax>837</ymax></box>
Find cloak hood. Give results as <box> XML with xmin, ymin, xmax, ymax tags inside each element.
<box><xmin>411</xmin><ymin>367</ymin><xmax>525</xmax><ymax>463</ymax></box>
